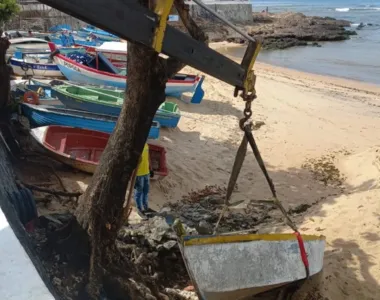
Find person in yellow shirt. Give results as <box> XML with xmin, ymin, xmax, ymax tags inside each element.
<box><xmin>134</xmin><ymin>143</ymin><xmax>151</xmax><ymax>212</ymax></box>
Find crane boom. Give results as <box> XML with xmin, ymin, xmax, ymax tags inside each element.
<box><xmin>38</xmin><ymin>0</ymin><xmax>260</xmax><ymax>94</ymax></box>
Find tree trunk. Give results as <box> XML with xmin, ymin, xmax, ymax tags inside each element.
<box><xmin>75</xmin><ymin>42</ymin><xmax>167</xmax><ymax>298</ymax></box>
<box><xmin>73</xmin><ymin>1</ymin><xmax>208</xmax><ymax>298</ymax></box>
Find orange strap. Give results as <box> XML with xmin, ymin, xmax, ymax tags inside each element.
<box><xmin>294</xmin><ymin>231</ymin><xmax>310</xmax><ymax>277</ymax></box>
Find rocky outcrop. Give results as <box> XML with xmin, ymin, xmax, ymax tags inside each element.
<box><xmin>173</xmin><ymin>12</ymin><xmax>356</xmax><ymax>50</ymax></box>
<box><xmin>248</xmin><ymin>12</ymin><xmax>356</xmax><ymax>50</ymax></box>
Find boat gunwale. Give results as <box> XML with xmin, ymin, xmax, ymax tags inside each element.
<box><xmin>53</xmin><ymin>85</ymin><xmax>123</xmax><ymax>107</ymax></box>
<box><xmin>10</xmin><ymin>57</ymin><xmax>59</xmax><ymax>68</ymax></box>
<box><xmin>183</xmin><ymin>233</ymin><xmax>326</xmax><ymax>246</ymax></box>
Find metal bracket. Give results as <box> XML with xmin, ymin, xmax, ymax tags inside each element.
<box><xmin>234</xmin><ymin>40</ymin><xmax>262</xmax><ymax>97</ymax></box>
<box><xmin>152</xmin><ymin>0</ymin><xmax>174</xmax><ymax>52</ymax></box>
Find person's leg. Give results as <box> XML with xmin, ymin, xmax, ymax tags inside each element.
<box><xmin>142</xmin><ymin>174</ymin><xmax>150</xmax><ymax>211</ymax></box>
<box><xmin>134</xmin><ymin>176</ymin><xmax>144</xmax><ymax>211</ymax></box>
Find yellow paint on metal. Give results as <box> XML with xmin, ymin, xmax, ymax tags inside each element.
<box><xmin>152</xmin><ymin>0</ymin><xmax>174</xmax><ymax>53</ymax></box>
<box><xmin>183</xmin><ymin>233</ymin><xmax>325</xmax><ymax>246</ymax></box>
<box><xmin>243</xmin><ymin>41</ymin><xmax>262</xmax><ymax>93</ymax></box>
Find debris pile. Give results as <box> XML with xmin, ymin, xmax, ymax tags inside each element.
<box><xmin>117</xmin><ymin>216</ymin><xmax>196</xmax><ymax>289</ymax></box>
<box><xmin>163</xmin><ymin>185</ymin><xmax>276</xmax><ymax>234</ymax></box>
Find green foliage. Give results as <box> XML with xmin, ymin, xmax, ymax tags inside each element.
<box><xmin>0</xmin><ymin>0</ymin><xmax>20</xmax><ymax>24</ymax></box>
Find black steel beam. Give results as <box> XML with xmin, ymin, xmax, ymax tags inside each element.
<box><xmin>38</xmin><ymin>0</ymin><xmax>246</xmax><ymax>88</ymax></box>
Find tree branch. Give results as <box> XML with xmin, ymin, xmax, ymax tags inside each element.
<box><xmin>17</xmin><ymin>181</ymin><xmax>82</xmax><ymax>198</ymax></box>
<box><xmin>166</xmin><ymin>0</ymin><xmax>209</xmax><ymax>77</ymax></box>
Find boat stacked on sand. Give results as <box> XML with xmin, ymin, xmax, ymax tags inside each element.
<box><xmin>51</xmin><ymin>85</ymin><xmax>181</xmax><ymax>128</ymax></box>
<box><xmin>30</xmin><ymin>125</ymin><xmax>167</xmax><ymax>177</ymax></box>
<box><xmin>12</xmin><ymin>79</ymin><xmax>181</xmax><ymax>129</ymax></box>
<box><xmin>21</xmin><ymin>103</ymin><xmax>160</xmax><ymax>139</ymax></box>
<box><xmin>48</xmin><ymin>42</ymin><xmax>205</xmax><ymax>104</ymax></box>
<box><xmin>9</xmin><ymin>51</ymin><xmax>62</xmax><ymax>77</ymax></box>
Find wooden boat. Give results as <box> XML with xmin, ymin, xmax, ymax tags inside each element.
<box><xmin>30</xmin><ymin>125</ymin><xmax>168</xmax><ymax>176</ymax></box>
<box><xmin>12</xmin><ymin>81</ymin><xmax>62</xmax><ymax>106</ymax></box>
<box><xmin>10</xmin><ymin>51</ymin><xmax>63</xmax><ymax>77</ymax></box>
<box><xmin>178</xmin><ymin>232</ymin><xmax>325</xmax><ymax>300</ymax></box>
<box><xmin>21</xmin><ymin>103</ymin><xmax>160</xmax><ymax>139</ymax></box>
<box><xmin>51</xmin><ymin>85</ymin><xmax>181</xmax><ymax>128</ymax></box>
<box><xmin>48</xmin><ymin>43</ymin><xmax>205</xmax><ymax>104</ymax></box>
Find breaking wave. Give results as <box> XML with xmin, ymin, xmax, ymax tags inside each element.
<box><xmin>336</xmin><ymin>7</ymin><xmax>350</xmax><ymax>12</ymax></box>
<box><xmin>335</xmin><ymin>7</ymin><xmax>380</xmax><ymax>12</ymax></box>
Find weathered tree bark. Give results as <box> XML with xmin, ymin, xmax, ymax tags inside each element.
<box><xmin>74</xmin><ymin>1</ymin><xmax>208</xmax><ymax>298</ymax></box>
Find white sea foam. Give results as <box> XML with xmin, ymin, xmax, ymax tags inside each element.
<box><xmin>336</xmin><ymin>7</ymin><xmax>350</xmax><ymax>12</ymax></box>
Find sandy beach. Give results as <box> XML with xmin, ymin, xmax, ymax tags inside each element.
<box><xmin>30</xmin><ymin>43</ymin><xmax>380</xmax><ymax>299</ymax></box>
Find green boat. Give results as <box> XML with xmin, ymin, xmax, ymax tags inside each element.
<box><xmin>51</xmin><ymin>85</ymin><xmax>181</xmax><ymax>128</ymax></box>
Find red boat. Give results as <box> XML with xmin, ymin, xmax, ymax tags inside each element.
<box><xmin>30</xmin><ymin>125</ymin><xmax>168</xmax><ymax>178</ymax></box>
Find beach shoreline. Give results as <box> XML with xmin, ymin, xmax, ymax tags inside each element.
<box><xmin>212</xmin><ymin>41</ymin><xmax>380</xmax><ymax>86</ymax></box>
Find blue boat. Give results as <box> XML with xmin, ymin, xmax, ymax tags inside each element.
<box><xmin>49</xmin><ymin>24</ymin><xmax>72</xmax><ymax>32</ymax></box>
<box><xmin>81</xmin><ymin>26</ymin><xmax>119</xmax><ymax>41</ymax></box>
<box><xmin>51</xmin><ymin>85</ymin><xmax>181</xmax><ymax>128</ymax></box>
<box><xmin>21</xmin><ymin>103</ymin><xmax>160</xmax><ymax>139</ymax></box>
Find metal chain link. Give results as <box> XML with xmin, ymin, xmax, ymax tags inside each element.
<box><xmin>239</xmin><ymin>92</ymin><xmax>256</xmax><ymax>131</ymax></box>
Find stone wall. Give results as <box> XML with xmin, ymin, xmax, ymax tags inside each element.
<box><xmin>189</xmin><ymin>3</ymin><xmax>253</xmax><ymax>23</ymax></box>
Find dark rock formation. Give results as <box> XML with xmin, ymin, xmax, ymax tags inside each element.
<box><xmin>248</xmin><ymin>12</ymin><xmax>356</xmax><ymax>50</ymax></box>
<box><xmin>173</xmin><ymin>12</ymin><xmax>357</xmax><ymax>50</ymax></box>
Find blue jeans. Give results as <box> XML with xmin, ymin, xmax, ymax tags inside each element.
<box><xmin>134</xmin><ymin>174</ymin><xmax>150</xmax><ymax>211</ymax></box>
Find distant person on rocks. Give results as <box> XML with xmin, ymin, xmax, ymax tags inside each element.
<box><xmin>134</xmin><ymin>143</ymin><xmax>153</xmax><ymax>213</ymax></box>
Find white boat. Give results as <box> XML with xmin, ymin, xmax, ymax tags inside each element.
<box><xmin>10</xmin><ymin>51</ymin><xmax>63</xmax><ymax>77</ymax></box>
<box><xmin>8</xmin><ymin>38</ymin><xmax>49</xmax><ymax>57</ymax></box>
<box><xmin>178</xmin><ymin>232</ymin><xmax>325</xmax><ymax>300</ymax></box>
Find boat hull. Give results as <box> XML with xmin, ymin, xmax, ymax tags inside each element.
<box><xmin>181</xmin><ymin>233</ymin><xmax>325</xmax><ymax>300</ymax></box>
<box><xmin>10</xmin><ymin>58</ymin><xmax>63</xmax><ymax>77</ymax></box>
<box><xmin>21</xmin><ymin>103</ymin><xmax>160</xmax><ymax>139</ymax></box>
<box><xmin>51</xmin><ymin>87</ymin><xmax>181</xmax><ymax>128</ymax></box>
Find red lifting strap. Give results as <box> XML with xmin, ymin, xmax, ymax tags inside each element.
<box><xmin>294</xmin><ymin>231</ymin><xmax>310</xmax><ymax>278</ymax></box>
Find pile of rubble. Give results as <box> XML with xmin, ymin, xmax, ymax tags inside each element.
<box><xmin>117</xmin><ymin>216</ymin><xmax>195</xmax><ymax>289</ymax></box>
<box><xmin>116</xmin><ymin>186</ymin><xmax>278</xmax><ymax>289</ymax></box>
<box><xmin>163</xmin><ymin>185</ymin><xmax>277</xmax><ymax>234</ymax></box>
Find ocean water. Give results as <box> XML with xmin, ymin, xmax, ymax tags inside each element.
<box><xmin>237</xmin><ymin>0</ymin><xmax>380</xmax><ymax>84</ymax></box>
